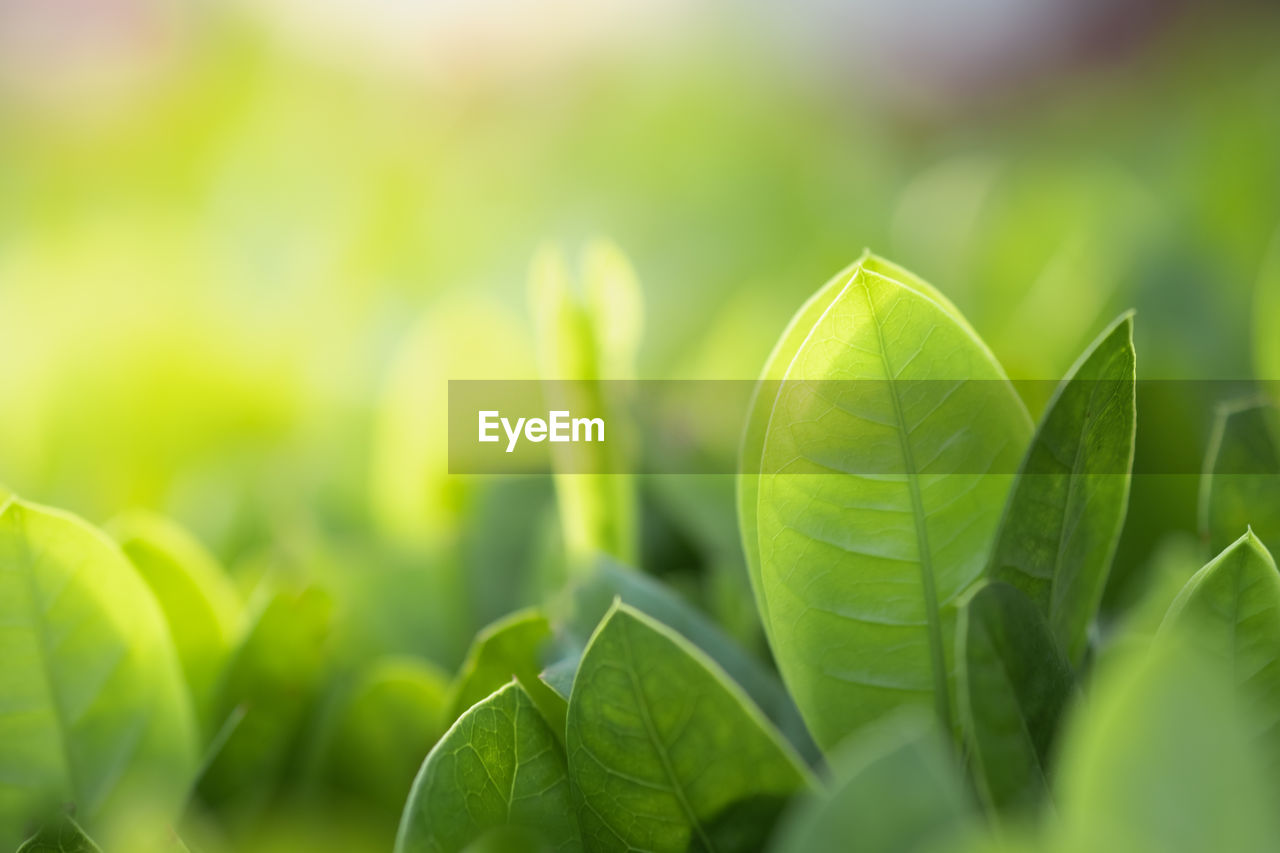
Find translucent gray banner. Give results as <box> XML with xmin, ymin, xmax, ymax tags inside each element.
<box><xmin>447</xmin><ymin>380</ymin><xmax>1277</xmax><ymax>475</ymax></box>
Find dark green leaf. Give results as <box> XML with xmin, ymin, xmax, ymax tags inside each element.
<box><xmin>1199</xmin><ymin>399</ymin><xmax>1280</xmax><ymax>554</ymax></box>
<box><xmin>16</xmin><ymin>818</ymin><xmax>102</xmax><ymax>853</ymax></box>
<box><xmin>566</xmin><ymin>604</ymin><xmax>810</xmax><ymax>852</ymax></box>
<box><xmin>957</xmin><ymin>582</ymin><xmax>1075</xmax><ymax>812</ymax></box>
<box><xmin>561</xmin><ymin>559</ymin><xmax>818</xmax><ymax>764</ymax></box>
<box><xmin>989</xmin><ymin>313</ymin><xmax>1135</xmax><ymax>665</ymax></box>
<box><xmin>396</xmin><ymin>683</ymin><xmax>581</xmax><ymax>853</ymax></box>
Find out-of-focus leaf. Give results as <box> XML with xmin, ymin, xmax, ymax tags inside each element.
<box><xmin>108</xmin><ymin>511</ymin><xmax>243</xmax><ymax>732</ymax></box>
<box><xmin>16</xmin><ymin>818</ymin><xmax>103</xmax><ymax>852</ymax></box>
<box><xmin>539</xmin><ymin>659</ymin><xmax>576</xmax><ymax>703</ymax></box>
<box><xmin>1199</xmin><ymin>399</ymin><xmax>1280</xmax><ymax>554</ymax></box>
<box><xmin>750</xmin><ymin>256</ymin><xmax>1030</xmax><ymax>749</ymax></box>
<box><xmin>446</xmin><ymin>609</ymin><xmax>567</xmax><ymax>740</ymax></box>
<box><xmin>560</xmin><ymin>558</ymin><xmax>818</xmax><ymax>764</ymax></box>
<box><xmin>893</xmin><ymin>156</ymin><xmax>1156</xmax><ymax>379</ymax></box>
<box><xmin>0</xmin><ymin>498</ymin><xmax>198</xmax><ymax>849</ymax></box>
<box><xmin>1053</xmin><ymin>628</ymin><xmax>1279</xmax><ymax>853</ymax></box>
<box><xmin>313</xmin><ymin>657</ymin><xmax>450</xmax><ymax>820</ymax></box>
<box><xmin>989</xmin><ymin>313</ymin><xmax>1136</xmax><ymax>664</ymax></box>
<box><xmin>198</xmin><ymin>585</ymin><xmax>334</xmax><ymax>827</ymax></box>
<box><xmin>1160</xmin><ymin>531</ymin><xmax>1280</xmax><ymax>776</ymax></box>
<box><xmin>370</xmin><ymin>299</ymin><xmax>534</xmax><ymax>546</ymax></box>
<box><xmin>566</xmin><ymin>605</ymin><xmax>810</xmax><ymax>852</ymax></box>
<box><xmin>769</xmin><ymin>711</ymin><xmax>974</xmax><ymax>853</ymax></box>
<box><xmin>529</xmin><ymin>243</ymin><xmax>638</xmax><ymax>568</ymax></box>
<box><xmin>1253</xmin><ymin>227</ymin><xmax>1280</xmax><ymax>383</ymax></box>
<box><xmin>583</xmin><ymin>240</ymin><xmax>644</xmax><ymax>382</ymax></box>
<box><xmin>459</xmin><ymin>478</ymin><xmax>556</xmax><ymax>631</ymax></box>
<box><xmin>396</xmin><ymin>683</ymin><xmax>581</xmax><ymax>853</ymax></box>
<box><xmin>1098</xmin><ymin>532</ymin><xmax>1203</xmax><ymax>658</ymax></box>
<box><xmin>957</xmin><ymin>582</ymin><xmax>1075</xmax><ymax>812</ymax></box>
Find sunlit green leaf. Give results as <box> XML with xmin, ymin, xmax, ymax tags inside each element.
<box><xmin>750</xmin><ymin>256</ymin><xmax>1031</xmax><ymax>749</ymax></box>
<box><xmin>738</xmin><ymin>252</ymin><xmax>977</xmax><ymax>641</ymax></box>
<box><xmin>1199</xmin><ymin>399</ymin><xmax>1280</xmax><ymax>554</ymax></box>
<box><xmin>957</xmin><ymin>582</ymin><xmax>1075</xmax><ymax>812</ymax></box>
<box><xmin>396</xmin><ymin>683</ymin><xmax>581</xmax><ymax>853</ymax></box>
<box><xmin>989</xmin><ymin>313</ymin><xmax>1136</xmax><ymax>664</ymax></box>
<box><xmin>0</xmin><ymin>499</ymin><xmax>199</xmax><ymax>849</ymax></box>
<box><xmin>566</xmin><ymin>604</ymin><xmax>810</xmax><ymax>852</ymax></box>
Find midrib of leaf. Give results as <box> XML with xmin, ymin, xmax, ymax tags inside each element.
<box><xmin>506</xmin><ymin>701</ymin><xmax>519</xmax><ymax>823</ymax></box>
<box><xmin>1229</xmin><ymin>561</ymin><xmax>1246</xmax><ymax>700</ymax></box>
<box><xmin>861</xmin><ymin>279</ymin><xmax>953</xmax><ymax>734</ymax></box>
<box><xmin>1048</xmin><ymin>365</ymin><xmax>1129</xmax><ymax>648</ymax></box>
<box><xmin>1048</xmin><ymin>412</ymin><xmax>1090</xmax><ymax>612</ymax></box>
<box><xmin>15</xmin><ymin>532</ymin><xmax>84</xmax><ymax>806</ymax></box>
<box><xmin>617</xmin><ymin>621</ymin><xmax>718</xmax><ymax>853</ymax></box>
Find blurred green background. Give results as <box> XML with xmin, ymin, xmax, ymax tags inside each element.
<box><xmin>1</xmin><ymin>0</ymin><xmax>1278</xmax><ymax>846</ymax></box>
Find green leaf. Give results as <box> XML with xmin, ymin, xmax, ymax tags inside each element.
<box><xmin>769</xmin><ymin>711</ymin><xmax>973</xmax><ymax>853</ymax></box>
<box><xmin>16</xmin><ymin>818</ymin><xmax>103</xmax><ymax>853</ymax></box>
<box><xmin>1253</xmin><ymin>226</ymin><xmax>1280</xmax><ymax>383</ymax></box>
<box><xmin>957</xmin><ymin>582</ymin><xmax>1075</xmax><ymax>812</ymax></box>
<box><xmin>108</xmin><ymin>511</ymin><xmax>243</xmax><ymax>733</ymax></box>
<box><xmin>1053</xmin><ymin>629</ymin><xmax>1279</xmax><ymax>853</ymax></box>
<box><xmin>1199</xmin><ymin>399</ymin><xmax>1280</xmax><ymax>554</ymax></box>
<box><xmin>529</xmin><ymin>242</ymin><xmax>640</xmax><ymax>567</ymax></box>
<box><xmin>749</xmin><ymin>256</ymin><xmax>1031</xmax><ymax>749</ymax></box>
<box><xmin>369</xmin><ymin>298</ymin><xmax>535</xmax><ymax>547</ymax></box>
<box><xmin>395</xmin><ymin>682</ymin><xmax>581</xmax><ymax>853</ymax></box>
<box><xmin>313</xmin><ymin>657</ymin><xmax>450</xmax><ymax>819</ymax></box>
<box><xmin>559</xmin><ymin>559</ymin><xmax>819</xmax><ymax>764</ymax></box>
<box><xmin>462</xmin><ymin>827</ymin><xmax>559</xmax><ymax>853</ymax></box>
<box><xmin>988</xmin><ymin>313</ymin><xmax>1136</xmax><ymax>665</ymax></box>
<box><xmin>446</xmin><ymin>609</ymin><xmax>567</xmax><ymax>741</ymax></box>
<box><xmin>0</xmin><ymin>499</ymin><xmax>199</xmax><ymax>849</ymax></box>
<box><xmin>197</xmin><ymin>585</ymin><xmax>334</xmax><ymax>826</ymax></box>
<box><xmin>1160</xmin><ymin>531</ymin><xmax>1280</xmax><ymax>776</ymax></box>
<box><xmin>566</xmin><ymin>604</ymin><xmax>810</xmax><ymax>852</ymax></box>
<box><xmin>738</xmin><ymin>252</ymin><xmax>980</xmax><ymax>641</ymax></box>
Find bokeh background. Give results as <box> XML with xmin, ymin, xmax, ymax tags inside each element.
<box><xmin>1</xmin><ymin>0</ymin><xmax>1278</xmax><ymax>847</ymax></box>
